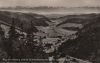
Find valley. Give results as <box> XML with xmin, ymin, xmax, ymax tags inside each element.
<box><xmin>0</xmin><ymin>10</ymin><xmax>99</xmax><ymax>63</ymax></box>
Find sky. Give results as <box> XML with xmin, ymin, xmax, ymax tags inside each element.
<box><xmin>0</xmin><ymin>0</ymin><xmax>100</xmax><ymax>7</ymax></box>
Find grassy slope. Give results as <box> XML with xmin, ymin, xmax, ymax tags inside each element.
<box><xmin>57</xmin><ymin>13</ymin><xmax>99</xmax><ymax>25</ymax></box>
<box><xmin>56</xmin><ymin>13</ymin><xmax>100</xmax><ymax>31</ymax></box>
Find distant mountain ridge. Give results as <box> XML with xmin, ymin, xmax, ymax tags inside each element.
<box><xmin>0</xmin><ymin>6</ymin><xmax>100</xmax><ymax>15</ymax></box>
<box><xmin>1</xmin><ymin>6</ymin><xmax>100</xmax><ymax>10</ymax></box>
<box><xmin>0</xmin><ymin>6</ymin><xmax>65</xmax><ymax>10</ymax></box>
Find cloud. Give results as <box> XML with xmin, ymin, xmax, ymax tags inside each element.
<box><xmin>0</xmin><ymin>0</ymin><xmax>100</xmax><ymax>7</ymax></box>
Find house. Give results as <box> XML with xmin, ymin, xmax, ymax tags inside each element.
<box><xmin>42</xmin><ymin>38</ymin><xmax>59</xmax><ymax>45</ymax></box>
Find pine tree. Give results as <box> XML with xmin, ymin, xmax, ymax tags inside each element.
<box><xmin>0</xmin><ymin>24</ymin><xmax>8</xmax><ymax>60</ymax></box>
<box><xmin>0</xmin><ymin>24</ymin><xmax>4</xmax><ymax>36</ymax></box>
<box><xmin>8</xmin><ymin>20</ymin><xmax>19</xmax><ymax>39</ymax></box>
<box><xmin>0</xmin><ymin>24</ymin><xmax>5</xmax><ymax>48</ymax></box>
<box><xmin>25</xmin><ymin>21</ymin><xmax>48</xmax><ymax>59</ymax></box>
<box><xmin>20</xmin><ymin>23</ymin><xmax>24</xmax><ymax>32</ymax></box>
<box><xmin>24</xmin><ymin>21</ymin><xmax>38</xmax><ymax>58</ymax></box>
<box><xmin>7</xmin><ymin>18</ymin><xmax>20</xmax><ymax>58</ymax></box>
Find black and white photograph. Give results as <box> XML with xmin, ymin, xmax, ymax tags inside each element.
<box><xmin>0</xmin><ymin>0</ymin><xmax>100</xmax><ymax>63</ymax></box>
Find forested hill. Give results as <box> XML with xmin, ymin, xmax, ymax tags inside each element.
<box><xmin>58</xmin><ymin>15</ymin><xmax>100</xmax><ymax>62</ymax></box>
<box><xmin>0</xmin><ymin>11</ymin><xmax>50</xmax><ymax>32</ymax></box>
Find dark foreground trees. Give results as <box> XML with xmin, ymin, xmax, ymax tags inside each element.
<box><xmin>0</xmin><ymin>19</ymin><xmax>48</xmax><ymax>60</ymax></box>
